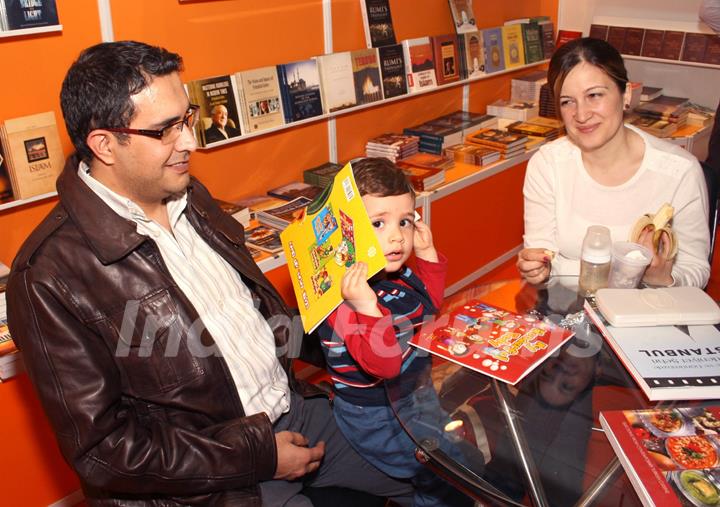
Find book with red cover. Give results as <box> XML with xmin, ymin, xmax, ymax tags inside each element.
<box><xmin>409</xmin><ymin>299</ymin><xmax>574</xmax><ymax>385</ymax></box>
<box><xmin>556</xmin><ymin>29</ymin><xmax>582</xmax><ymax>49</ymax></box>
<box><xmin>705</xmin><ymin>35</ymin><xmax>720</xmax><ymax>65</ymax></box>
<box><xmin>622</xmin><ymin>27</ymin><xmax>645</xmax><ymax>56</ymax></box>
<box><xmin>431</xmin><ymin>33</ymin><xmax>461</xmax><ymax>85</ymax></box>
<box><xmin>589</xmin><ymin>24</ymin><xmax>609</xmax><ymax>41</ymax></box>
<box><xmin>600</xmin><ymin>406</ymin><xmax>720</xmax><ymax>507</ymax></box>
<box><xmin>607</xmin><ymin>26</ymin><xmax>628</xmax><ymax>52</ymax></box>
<box><xmin>681</xmin><ymin>33</ymin><xmax>710</xmax><ymax>63</ymax></box>
<box><xmin>641</xmin><ymin>29</ymin><xmax>665</xmax><ymax>58</ymax></box>
<box><xmin>659</xmin><ymin>31</ymin><xmax>685</xmax><ymax>60</ymax></box>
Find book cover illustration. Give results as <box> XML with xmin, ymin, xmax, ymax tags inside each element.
<box><xmin>0</xmin><ymin>143</ymin><xmax>13</xmax><ymax>203</ymax></box>
<box><xmin>277</xmin><ymin>59</ymin><xmax>324</xmax><ymax>122</ymax></box>
<box><xmin>432</xmin><ymin>34</ymin><xmax>461</xmax><ymax>85</ymax></box>
<box><xmin>462</xmin><ymin>31</ymin><xmax>485</xmax><ymax>78</ymax></box>
<box><xmin>600</xmin><ymin>407</ymin><xmax>720</xmax><ymax>507</ymax></box>
<box><xmin>410</xmin><ymin>300</ymin><xmax>575</xmax><ymax>385</ymax></box>
<box><xmin>403</xmin><ymin>37</ymin><xmax>437</xmax><ymax>93</ymax></box>
<box><xmin>187</xmin><ymin>74</ymin><xmax>242</xmax><ymax>147</ymax></box>
<box><xmin>5</xmin><ymin>0</ymin><xmax>59</xmax><ymax>30</ymax></box>
<box><xmin>482</xmin><ymin>27</ymin><xmax>505</xmax><ymax>74</ymax></box>
<box><xmin>448</xmin><ymin>0</ymin><xmax>477</xmax><ymax>34</ymax></box>
<box><xmin>351</xmin><ymin>48</ymin><xmax>383</xmax><ymax>106</ymax></box>
<box><xmin>316</xmin><ymin>52</ymin><xmax>357</xmax><ymax>113</ymax></box>
<box><xmin>244</xmin><ymin>224</ymin><xmax>284</xmax><ymax>254</ymax></box>
<box><xmin>378</xmin><ymin>44</ymin><xmax>408</xmax><ymax>99</ymax></box>
<box><xmin>501</xmin><ymin>23</ymin><xmax>525</xmax><ymax>69</ymax></box>
<box><xmin>360</xmin><ymin>0</ymin><xmax>396</xmax><ymax>48</ymax></box>
<box><xmin>235</xmin><ymin>66</ymin><xmax>286</xmax><ymax>133</ymax></box>
<box><xmin>281</xmin><ymin>163</ymin><xmax>386</xmax><ymax>333</ymax></box>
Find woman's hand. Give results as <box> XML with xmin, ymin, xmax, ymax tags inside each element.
<box><xmin>341</xmin><ymin>262</ymin><xmax>382</xmax><ymax>317</ymax></box>
<box><xmin>517</xmin><ymin>248</ymin><xmax>553</xmax><ymax>284</ymax></box>
<box><xmin>638</xmin><ymin>227</ymin><xmax>674</xmax><ymax>286</ymax></box>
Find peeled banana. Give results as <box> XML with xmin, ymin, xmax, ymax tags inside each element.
<box><xmin>629</xmin><ymin>202</ymin><xmax>678</xmax><ymax>258</ymax></box>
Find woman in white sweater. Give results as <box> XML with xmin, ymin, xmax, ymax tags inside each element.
<box><xmin>517</xmin><ymin>38</ymin><xmax>710</xmax><ymax>287</ymax></box>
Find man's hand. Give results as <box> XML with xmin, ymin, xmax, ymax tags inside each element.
<box><xmin>274</xmin><ymin>431</ymin><xmax>325</xmax><ymax>481</ymax></box>
<box><xmin>413</xmin><ymin>220</ymin><xmax>438</xmax><ymax>262</ymax></box>
<box><xmin>638</xmin><ymin>227</ymin><xmax>674</xmax><ymax>286</ymax></box>
<box><xmin>342</xmin><ymin>262</ymin><xmax>382</xmax><ymax>317</ymax></box>
<box><xmin>517</xmin><ymin>248</ymin><xmax>553</xmax><ymax>284</ymax></box>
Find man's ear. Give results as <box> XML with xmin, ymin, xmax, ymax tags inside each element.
<box><xmin>86</xmin><ymin>130</ymin><xmax>116</xmax><ymax>166</ymax></box>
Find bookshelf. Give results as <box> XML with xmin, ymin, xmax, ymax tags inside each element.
<box><xmin>0</xmin><ymin>24</ymin><xmax>62</xmax><ymax>38</ymax></box>
<box><xmin>0</xmin><ymin>191</ymin><xmax>56</xmax><ymax>212</ymax></box>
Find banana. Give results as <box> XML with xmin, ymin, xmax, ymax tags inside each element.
<box><xmin>629</xmin><ymin>203</ymin><xmax>678</xmax><ymax>258</ymax></box>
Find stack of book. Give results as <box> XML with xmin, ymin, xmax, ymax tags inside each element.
<box><xmin>243</xmin><ymin>223</ymin><xmax>284</xmax><ymax>254</ymax></box>
<box><xmin>303</xmin><ymin>162</ymin><xmax>343</xmax><ymax>188</ymax></box>
<box><xmin>431</xmin><ymin>110</ymin><xmax>498</xmax><ymax>136</ymax></box>
<box><xmin>505</xmin><ymin>119</ymin><xmax>563</xmax><ymax>141</ymax></box>
<box><xmin>365</xmin><ymin>133</ymin><xmax>420</xmax><ymax>162</ymax></box>
<box><xmin>486</xmin><ymin>99</ymin><xmax>539</xmax><ymax>121</ymax></box>
<box><xmin>631</xmin><ymin>95</ymin><xmax>691</xmax><ymax>137</ymax></box>
<box><xmin>640</xmin><ymin>86</ymin><xmax>663</xmax><ymax>102</ymax></box>
<box><xmin>510</xmin><ymin>70</ymin><xmax>547</xmax><ymax>103</ymax></box>
<box><xmin>255</xmin><ymin>196</ymin><xmax>313</xmax><ymax>230</ymax></box>
<box><xmin>398</xmin><ymin>152</ymin><xmax>454</xmax><ymax>171</ymax></box>
<box><xmin>465</xmin><ymin>127</ymin><xmax>529</xmax><ymax>158</ymax></box>
<box><xmin>403</xmin><ymin>123</ymin><xmax>464</xmax><ymax>155</ymax></box>
<box><xmin>627</xmin><ymin>115</ymin><xmax>678</xmax><ymax>138</ymax></box>
<box><xmin>267</xmin><ymin>181</ymin><xmax>323</xmax><ymax>201</ymax></box>
<box><xmin>214</xmin><ymin>199</ymin><xmax>251</xmax><ymax>227</ymax></box>
<box><xmin>538</xmin><ymin>83</ymin><xmax>558</xmax><ymax>119</ymax></box>
<box><xmin>444</xmin><ymin>143</ymin><xmax>501</xmax><ymax>166</ymax></box>
<box><xmin>687</xmin><ymin>103</ymin><xmax>716</xmax><ymax>127</ymax></box>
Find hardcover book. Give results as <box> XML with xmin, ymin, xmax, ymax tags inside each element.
<box><xmin>431</xmin><ymin>34</ymin><xmax>461</xmax><ymax>85</ymax></box>
<box><xmin>589</xmin><ymin>24</ymin><xmax>609</xmax><ymax>41</ymax></box>
<box><xmin>316</xmin><ymin>52</ymin><xmax>357</xmax><ymax>113</ymax></box>
<box><xmin>186</xmin><ymin>74</ymin><xmax>243</xmax><ymax>147</ymax></box>
<box><xmin>607</xmin><ymin>26</ymin><xmax>628</xmax><ymax>52</ymax></box>
<box><xmin>402</xmin><ymin>36</ymin><xmax>437</xmax><ymax>93</ymax></box>
<box><xmin>556</xmin><ymin>29</ymin><xmax>582</xmax><ymax>49</ymax></box>
<box><xmin>281</xmin><ymin>163</ymin><xmax>387</xmax><ymax>333</ymax></box>
<box><xmin>659</xmin><ymin>31</ymin><xmax>685</xmax><ymax>61</ymax></box>
<box><xmin>5</xmin><ymin>0</ymin><xmax>59</xmax><ymax>30</ymax></box>
<box><xmin>350</xmin><ymin>48</ymin><xmax>383</xmax><ymax>106</ymax></box>
<box><xmin>235</xmin><ymin>66</ymin><xmax>286</xmax><ymax>133</ymax></box>
<box><xmin>501</xmin><ymin>23</ymin><xmax>525</xmax><ymax>70</ymax></box>
<box><xmin>482</xmin><ymin>27</ymin><xmax>505</xmax><ymax>74</ymax></box>
<box><xmin>521</xmin><ymin>22</ymin><xmax>544</xmax><ymax>64</ymax></box>
<box><xmin>641</xmin><ymin>29</ymin><xmax>665</xmax><ymax>59</ymax></box>
<box><xmin>359</xmin><ymin>0</ymin><xmax>396</xmax><ymax>48</ymax></box>
<box><xmin>705</xmin><ymin>35</ymin><xmax>720</xmax><ymax>65</ymax></box>
<box><xmin>277</xmin><ymin>59</ymin><xmax>324</xmax><ymax>123</ymax></box>
<box><xmin>681</xmin><ymin>33</ymin><xmax>710</xmax><ymax>63</ymax></box>
<box><xmin>461</xmin><ymin>31</ymin><xmax>485</xmax><ymax>78</ymax></box>
<box><xmin>447</xmin><ymin>0</ymin><xmax>477</xmax><ymax>34</ymax></box>
<box><xmin>409</xmin><ymin>299</ymin><xmax>575</xmax><ymax>385</ymax></box>
<box><xmin>378</xmin><ymin>44</ymin><xmax>408</xmax><ymax>99</ymax></box>
<box><xmin>622</xmin><ymin>27</ymin><xmax>645</xmax><ymax>56</ymax></box>
<box><xmin>0</xmin><ymin>111</ymin><xmax>63</xmax><ymax>200</ymax></box>
<box><xmin>538</xmin><ymin>19</ymin><xmax>556</xmax><ymax>59</ymax></box>
<box><xmin>585</xmin><ymin>301</ymin><xmax>720</xmax><ymax>401</ymax></box>
<box><xmin>600</xmin><ymin>406</ymin><xmax>720</xmax><ymax>507</ymax></box>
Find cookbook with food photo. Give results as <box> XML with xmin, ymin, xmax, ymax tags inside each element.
<box><xmin>600</xmin><ymin>406</ymin><xmax>720</xmax><ymax>507</ymax></box>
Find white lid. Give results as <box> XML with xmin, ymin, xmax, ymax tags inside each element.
<box><xmin>582</xmin><ymin>225</ymin><xmax>612</xmax><ymax>263</ymax></box>
<box><xmin>582</xmin><ymin>252</ymin><xmax>611</xmax><ymax>263</ymax></box>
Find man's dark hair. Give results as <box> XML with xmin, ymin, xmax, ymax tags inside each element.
<box><xmin>60</xmin><ymin>41</ymin><xmax>183</xmax><ymax>163</ymax></box>
<box><xmin>351</xmin><ymin>157</ymin><xmax>415</xmax><ymax>199</ymax></box>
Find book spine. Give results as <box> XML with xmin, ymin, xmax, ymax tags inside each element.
<box><xmin>276</xmin><ymin>65</ymin><xmax>293</xmax><ymax>124</ymax></box>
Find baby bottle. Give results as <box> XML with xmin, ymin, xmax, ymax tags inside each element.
<box><xmin>578</xmin><ymin>225</ymin><xmax>612</xmax><ymax>296</ymax></box>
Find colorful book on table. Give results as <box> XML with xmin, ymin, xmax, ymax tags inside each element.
<box><xmin>600</xmin><ymin>406</ymin><xmax>720</xmax><ymax>507</ymax></box>
<box><xmin>281</xmin><ymin>163</ymin><xmax>386</xmax><ymax>333</ymax></box>
<box><xmin>409</xmin><ymin>299</ymin><xmax>574</xmax><ymax>384</ymax></box>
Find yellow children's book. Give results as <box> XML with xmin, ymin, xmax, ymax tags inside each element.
<box><xmin>281</xmin><ymin>162</ymin><xmax>386</xmax><ymax>333</ymax></box>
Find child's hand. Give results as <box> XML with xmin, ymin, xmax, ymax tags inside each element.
<box><xmin>413</xmin><ymin>220</ymin><xmax>438</xmax><ymax>262</ymax></box>
<box><xmin>341</xmin><ymin>262</ymin><xmax>382</xmax><ymax>317</ymax></box>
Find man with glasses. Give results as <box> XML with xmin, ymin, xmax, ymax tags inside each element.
<box><xmin>6</xmin><ymin>41</ymin><xmax>412</xmax><ymax>506</ymax></box>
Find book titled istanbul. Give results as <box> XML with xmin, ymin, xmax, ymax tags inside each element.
<box><xmin>186</xmin><ymin>74</ymin><xmax>243</xmax><ymax>147</ymax></box>
<box><xmin>235</xmin><ymin>66</ymin><xmax>286</xmax><ymax>134</ymax></box>
<box><xmin>359</xmin><ymin>0</ymin><xmax>396</xmax><ymax>48</ymax></box>
<box><xmin>5</xmin><ymin>0</ymin><xmax>59</xmax><ymax>30</ymax></box>
<box><xmin>410</xmin><ymin>299</ymin><xmax>574</xmax><ymax>385</ymax></box>
<box><xmin>277</xmin><ymin>59</ymin><xmax>324</xmax><ymax>123</ymax></box>
<box><xmin>0</xmin><ymin>111</ymin><xmax>63</xmax><ymax>200</ymax></box>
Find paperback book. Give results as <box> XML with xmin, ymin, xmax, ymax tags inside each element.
<box><xmin>235</xmin><ymin>66</ymin><xmax>286</xmax><ymax>133</ymax></box>
<box><xmin>359</xmin><ymin>0</ymin><xmax>396</xmax><ymax>48</ymax></box>
<box><xmin>316</xmin><ymin>52</ymin><xmax>357</xmax><ymax>114</ymax></box>
<box><xmin>378</xmin><ymin>44</ymin><xmax>408</xmax><ymax>99</ymax></box>
<box><xmin>187</xmin><ymin>74</ymin><xmax>243</xmax><ymax>146</ymax></box>
<box><xmin>431</xmin><ymin>34</ymin><xmax>461</xmax><ymax>85</ymax></box>
<box><xmin>501</xmin><ymin>23</ymin><xmax>526</xmax><ymax>70</ymax></box>
<box><xmin>244</xmin><ymin>224</ymin><xmax>284</xmax><ymax>254</ymax></box>
<box><xmin>267</xmin><ymin>181</ymin><xmax>322</xmax><ymax>202</ymax></box>
<box><xmin>460</xmin><ymin>31</ymin><xmax>485</xmax><ymax>78</ymax></box>
<box><xmin>351</xmin><ymin>48</ymin><xmax>383</xmax><ymax>106</ymax></box>
<box><xmin>482</xmin><ymin>27</ymin><xmax>505</xmax><ymax>74</ymax></box>
<box><xmin>277</xmin><ymin>59</ymin><xmax>324</xmax><ymax>123</ymax></box>
<box><xmin>447</xmin><ymin>0</ymin><xmax>477</xmax><ymax>34</ymax></box>
<box><xmin>410</xmin><ymin>299</ymin><xmax>575</xmax><ymax>385</ymax></box>
<box><xmin>5</xmin><ymin>0</ymin><xmax>59</xmax><ymax>30</ymax></box>
<box><xmin>402</xmin><ymin>37</ymin><xmax>437</xmax><ymax>93</ymax></box>
<box><xmin>0</xmin><ymin>142</ymin><xmax>13</xmax><ymax>203</ymax></box>
<box><xmin>255</xmin><ymin>196</ymin><xmax>313</xmax><ymax>230</ymax></box>
<box><xmin>281</xmin><ymin>163</ymin><xmax>386</xmax><ymax>333</ymax></box>
<box><xmin>600</xmin><ymin>406</ymin><xmax>720</xmax><ymax>507</ymax></box>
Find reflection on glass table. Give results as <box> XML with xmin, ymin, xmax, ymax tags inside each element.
<box><xmin>386</xmin><ymin>276</ymin><xmax>661</xmax><ymax>507</ymax></box>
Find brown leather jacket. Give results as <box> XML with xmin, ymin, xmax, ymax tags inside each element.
<box><xmin>7</xmin><ymin>157</ymin><xmax>308</xmax><ymax>506</ymax></box>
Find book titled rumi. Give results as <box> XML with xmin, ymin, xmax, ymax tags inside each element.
<box><xmin>351</xmin><ymin>48</ymin><xmax>383</xmax><ymax>105</ymax></box>
<box><xmin>5</xmin><ymin>0</ymin><xmax>59</xmax><ymax>30</ymax></box>
<box><xmin>402</xmin><ymin>37</ymin><xmax>437</xmax><ymax>93</ymax></box>
<box><xmin>447</xmin><ymin>0</ymin><xmax>477</xmax><ymax>34</ymax></box>
<box><xmin>316</xmin><ymin>52</ymin><xmax>357</xmax><ymax>113</ymax></box>
<box><xmin>359</xmin><ymin>0</ymin><xmax>396</xmax><ymax>48</ymax></box>
<box><xmin>277</xmin><ymin>59</ymin><xmax>324</xmax><ymax>123</ymax></box>
<box><xmin>235</xmin><ymin>66</ymin><xmax>286</xmax><ymax>133</ymax></box>
<box><xmin>378</xmin><ymin>44</ymin><xmax>408</xmax><ymax>99</ymax></box>
<box><xmin>410</xmin><ymin>299</ymin><xmax>574</xmax><ymax>384</ymax></box>
<box><xmin>186</xmin><ymin>74</ymin><xmax>243</xmax><ymax>147</ymax></box>
<box><xmin>431</xmin><ymin>34</ymin><xmax>461</xmax><ymax>85</ymax></box>
<box><xmin>281</xmin><ymin>163</ymin><xmax>386</xmax><ymax>333</ymax></box>
<box><xmin>1</xmin><ymin>111</ymin><xmax>63</xmax><ymax>200</ymax></box>
<box><xmin>600</xmin><ymin>406</ymin><xmax>720</xmax><ymax>507</ymax></box>
<box><xmin>482</xmin><ymin>27</ymin><xmax>505</xmax><ymax>73</ymax></box>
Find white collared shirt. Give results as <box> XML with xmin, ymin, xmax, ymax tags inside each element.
<box><xmin>78</xmin><ymin>162</ymin><xmax>290</xmax><ymax>421</ymax></box>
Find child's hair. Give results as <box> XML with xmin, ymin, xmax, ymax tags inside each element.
<box><xmin>351</xmin><ymin>157</ymin><xmax>415</xmax><ymax>199</ymax></box>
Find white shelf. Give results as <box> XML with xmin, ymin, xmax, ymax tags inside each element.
<box><xmin>623</xmin><ymin>54</ymin><xmax>720</xmax><ymax>70</ymax></box>
<box><xmin>0</xmin><ymin>191</ymin><xmax>57</xmax><ymax>212</ymax></box>
<box><xmin>0</xmin><ymin>24</ymin><xmax>62</xmax><ymax>38</ymax></box>
<box><xmin>197</xmin><ymin>60</ymin><xmax>550</xmax><ymax>150</ymax></box>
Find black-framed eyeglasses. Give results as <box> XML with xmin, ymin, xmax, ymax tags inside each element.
<box><xmin>104</xmin><ymin>104</ymin><xmax>200</xmax><ymax>145</ymax></box>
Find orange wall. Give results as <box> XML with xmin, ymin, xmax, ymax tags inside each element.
<box><xmin>0</xmin><ymin>1</ymin><xmax>558</xmax><ymax>505</ymax></box>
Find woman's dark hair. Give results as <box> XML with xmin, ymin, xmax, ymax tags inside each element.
<box><xmin>547</xmin><ymin>37</ymin><xmax>629</xmax><ymax>114</ymax></box>
<box><xmin>351</xmin><ymin>157</ymin><xmax>415</xmax><ymax>198</ymax></box>
<box><xmin>60</xmin><ymin>41</ymin><xmax>183</xmax><ymax>163</ymax></box>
